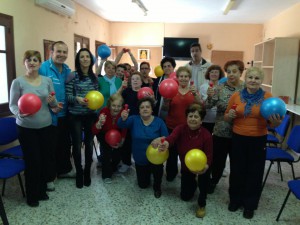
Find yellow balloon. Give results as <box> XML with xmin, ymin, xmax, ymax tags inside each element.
<box><xmin>154</xmin><ymin>65</ymin><xmax>164</xmax><ymax>78</ymax></box>
<box><xmin>184</xmin><ymin>149</ymin><xmax>207</xmax><ymax>172</ymax></box>
<box><xmin>146</xmin><ymin>144</ymin><xmax>169</xmax><ymax>165</ymax></box>
<box><xmin>85</xmin><ymin>90</ymin><xmax>104</xmax><ymax>110</ymax></box>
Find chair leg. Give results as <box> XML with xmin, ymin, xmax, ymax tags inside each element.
<box><xmin>279</xmin><ymin>163</ymin><xmax>283</xmax><ymax>181</ymax></box>
<box><xmin>0</xmin><ymin>195</ymin><xmax>9</xmax><ymax>225</ymax></box>
<box><xmin>262</xmin><ymin>162</ymin><xmax>273</xmax><ymax>191</ymax></box>
<box><xmin>276</xmin><ymin>190</ymin><xmax>291</xmax><ymax>221</ymax></box>
<box><xmin>17</xmin><ymin>174</ymin><xmax>26</xmax><ymax>198</ymax></box>
<box><xmin>2</xmin><ymin>180</ymin><xmax>6</xmax><ymax>197</ymax></box>
<box><xmin>291</xmin><ymin>164</ymin><xmax>295</xmax><ymax>180</ymax></box>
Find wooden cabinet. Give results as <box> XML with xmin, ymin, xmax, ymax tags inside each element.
<box><xmin>253</xmin><ymin>38</ymin><xmax>299</xmax><ymax>103</ymax></box>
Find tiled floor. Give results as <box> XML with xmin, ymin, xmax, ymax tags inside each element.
<box><xmin>1</xmin><ymin>151</ymin><xmax>300</xmax><ymax>225</ymax></box>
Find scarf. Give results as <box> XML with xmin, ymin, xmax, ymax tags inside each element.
<box><xmin>240</xmin><ymin>88</ymin><xmax>265</xmax><ymax>117</ymax></box>
<box><xmin>103</xmin><ymin>75</ymin><xmax>117</xmax><ymax>95</ymax></box>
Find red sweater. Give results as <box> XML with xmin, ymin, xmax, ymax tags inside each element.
<box><xmin>92</xmin><ymin>107</ymin><xmax>127</xmax><ymax>138</ymax></box>
<box><xmin>165</xmin><ymin>124</ymin><xmax>213</xmax><ymax>172</ymax></box>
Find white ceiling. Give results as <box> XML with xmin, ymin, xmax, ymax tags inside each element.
<box><xmin>73</xmin><ymin>0</ymin><xmax>300</xmax><ymax>24</ymax></box>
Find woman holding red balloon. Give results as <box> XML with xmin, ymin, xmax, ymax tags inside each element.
<box><xmin>118</xmin><ymin>97</ymin><xmax>168</xmax><ymax>198</ymax></box>
<box><xmin>9</xmin><ymin>50</ymin><xmax>58</xmax><ymax>207</ymax></box>
<box><xmin>157</xmin><ymin>103</ymin><xmax>213</xmax><ymax>218</ymax></box>
<box><xmin>65</xmin><ymin>48</ymin><xmax>98</xmax><ymax>189</ymax></box>
<box><xmin>92</xmin><ymin>94</ymin><xmax>127</xmax><ymax>183</ymax></box>
<box><xmin>224</xmin><ymin>67</ymin><xmax>282</xmax><ymax>219</ymax></box>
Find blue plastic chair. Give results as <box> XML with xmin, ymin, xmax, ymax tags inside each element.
<box><xmin>262</xmin><ymin>125</ymin><xmax>300</xmax><ymax>191</ymax></box>
<box><xmin>0</xmin><ymin>117</ymin><xmax>23</xmax><ymax>157</ymax></box>
<box><xmin>266</xmin><ymin>114</ymin><xmax>290</xmax><ymax>148</ymax></box>
<box><xmin>276</xmin><ymin>177</ymin><xmax>300</xmax><ymax>221</ymax></box>
<box><xmin>0</xmin><ymin>195</ymin><xmax>9</xmax><ymax>225</ymax></box>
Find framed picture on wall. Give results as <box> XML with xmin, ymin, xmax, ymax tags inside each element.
<box><xmin>43</xmin><ymin>39</ymin><xmax>55</xmax><ymax>61</ymax></box>
<box><xmin>138</xmin><ymin>49</ymin><xmax>150</xmax><ymax>60</ymax></box>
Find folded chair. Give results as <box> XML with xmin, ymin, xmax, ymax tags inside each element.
<box><xmin>262</xmin><ymin>125</ymin><xmax>300</xmax><ymax>191</ymax></box>
<box><xmin>276</xmin><ymin>177</ymin><xmax>300</xmax><ymax>221</ymax></box>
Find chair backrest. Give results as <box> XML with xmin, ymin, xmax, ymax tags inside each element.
<box><xmin>287</xmin><ymin>125</ymin><xmax>300</xmax><ymax>154</ymax></box>
<box><xmin>275</xmin><ymin>114</ymin><xmax>291</xmax><ymax>137</ymax></box>
<box><xmin>0</xmin><ymin>117</ymin><xmax>18</xmax><ymax>145</ymax></box>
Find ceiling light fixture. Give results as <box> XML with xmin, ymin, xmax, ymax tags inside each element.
<box><xmin>223</xmin><ymin>0</ymin><xmax>235</xmax><ymax>15</ymax></box>
<box><xmin>132</xmin><ymin>0</ymin><xmax>148</xmax><ymax>16</ymax></box>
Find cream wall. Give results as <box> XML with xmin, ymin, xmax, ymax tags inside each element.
<box><xmin>0</xmin><ymin>0</ymin><xmax>110</xmax><ymax>75</ymax></box>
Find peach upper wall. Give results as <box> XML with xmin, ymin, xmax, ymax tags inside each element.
<box><xmin>0</xmin><ymin>0</ymin><xmax>110</xmax><ymax>75</ymax></box>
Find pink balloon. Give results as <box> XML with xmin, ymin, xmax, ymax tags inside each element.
<box><xmin>159</xmin><ymin>78</ymin><xmax>178</xmax><ymax>99</ymax></box>
<box><xmin>137</xmin><ymin>87</ymin><xmax>154</xmax><ymax>100</ymax></box>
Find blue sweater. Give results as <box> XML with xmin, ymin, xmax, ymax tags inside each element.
<box><xmin>117</xmin><ymin>115</ymin><xmax>168</xmax><ymax>165</ymax></box>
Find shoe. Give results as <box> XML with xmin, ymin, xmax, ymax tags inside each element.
<box><xmin>118</xmin><ymin>164</ymin><xmax>130</xmax><ymax>173</ymax></box>
<box><xmin>228</xmin><ymin>202</ymin><xmax>241</xmax><ymax>212</ymax></box>
<box><xmin>58</xmin><ymin>170</ymin><xmax>76</xmax><ymax>178</ymax></box>
<box><xmin>243</xmin><ymin>209</ymin><xmax>254</xmax><ymax>219</ymax></box>
<box><xmin>196</xmin><ymin>207</ymin><xmax>206</xmax><ymax>218</ymax></box>
<box><xmin>27</xmin><ymin>200</ymin><xmax>39</xmax><ymax>207</ymax></box>
<box><xmin>46</xmin><ymin>182</ymin><xmax>55</xmax><ymax>191</ymax></box>
<box><xmin>154</xmin><ymin>190</ymin><xmax>162</xmax><ymax>198</ymax></box>
<box><xmin>207</xmin><ymin>183</ymin><xmax>216</xmax><ymax>194</ymax></box>
<box><xmin>166</xmin><ymin>175</ymin><xmax>176</xmax><ymax>182</ymax></box>
<box><xmin>104</xmin><ymin>178</ymin><xmax>112</xmax><ymax>184</ymax></box>
<box><xmin>76</xmin><ymin>173</ymin><xmax>83</xmax><ymax>189</ymax></box>
<box><xmin>39</xmin><ymin>193</ymin><xmax>49</xmax><ymax>201</ymax></box>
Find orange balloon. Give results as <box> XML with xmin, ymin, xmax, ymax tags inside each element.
<box><xmin>146</xmin><ymin>144</ymin><xmax>169</xmax><ymax>165</ymax></box>
<box><xmin>154</xmin><ymin>65</ymin><xmax>164</xmax><ymax>77</ymax></box>
<box><xmin>184</xmin><ymin>149</ymin><xmax>207</xmax><ymax>172</ymax></box>
<box><xmin>85</xmin><ymin>91</ymin><xmax>104</xmax><ymax>110</ymax></box>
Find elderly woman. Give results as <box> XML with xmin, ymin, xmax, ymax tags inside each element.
<box><xmin>164</xmin><ymin>66</ymin><xmax>201</xmax><ymax>181</ymax></box>
<box><xmin>205</xmin><ymin>60</ymin><xmax>245</xmax><ymax>194</ymax></box>
<box><xmin>117</xmin><ymin>97</ymin><xmax>168</xmax><ymax>198</ymax></box>
<box><xmin>92</xmin><ymin>94</ymin><xmax>126</xmax><ymax>183</ymax></box>
<box><xmin>224</xmin><ymin>67</ymin><xmax>281</xmax><ymax>219</ymax></box>
<box><xmin>9</xmin><ymin>50</ymin><xmax>57</xmax><ymax>207</ymax></box>
<box><xmin>66</xmin><ymin>48</ymin><xmax>98</xmax><ymax>189</ymax></box>
<box><xmin>199</xmin><ymin>65</ymin><xmax>225</xmax><ymax>133</ymax></box>
<box><xmin>156</xmin><ymin>103</ymin><xmax>213</xmax><ymax>218</ymax></box>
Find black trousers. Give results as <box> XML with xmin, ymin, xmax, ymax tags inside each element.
<box><xmin>180</xmin><ymin>169</ymin><xmax>210</xmax><ymax>207</ymax></box>
<box><xmin>202</xmin><ymin>122</ymin><xmax>215</xmax><ymax>134</ymax></box>
<box><xmin>52</xmin><ymin>117</ymin><xmax>72</xmax><ymax>176</ymax></box>
<box><xmin>120</xmin><ymin>131</ymin><xmax>132</xmax><ymax>166</ymax></box>
<box><xmin>135</xmin><ymin>163</ymin><xmax>163</xmax><ymax>191</ymax></box>
<box><xmin>229</xmin><ymin>133</ymin><xmax>266</xmax><ymax>210</ymax></box>
<box><xmin>210</xmin><ymin>135</ymin><xmax>232</xmax><ymax>185</ymax></box>
<box><xmin>17</xmin><ymin>125</ymin><xmax>53</xmax><ymax>203</ymax></box>
<box><xmin>97</xmin><ymin>133</ymin><xmax>121</xmax><ymax>179</ymax></box>
<box><xmin>166</xmin><ymin>128</ymin><xmax>178</xmax><ymax>179</ymax></box>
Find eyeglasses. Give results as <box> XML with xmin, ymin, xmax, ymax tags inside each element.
<box><xmin>140</xmin><ymin>67</ymin><xmax>149</xmax><ymax>70</ymax></box>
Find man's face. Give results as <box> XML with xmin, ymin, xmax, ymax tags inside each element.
<box><xmin>51</xmin><ymin>44</ymin><xmax>68</xmax><ymax>65</ymax></box>
<box><xmin>190</xmin><ymin>46</ymin><xmax>202</xmax><ymax>61</ymax></box>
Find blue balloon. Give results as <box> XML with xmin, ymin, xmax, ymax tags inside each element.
<box><xmin>218</xmin><ymin>77</ymin><xmax>228</xmax><ymax>84</ymax></box>
<box><xmin>97</xmin><ymin>44</ymin><xmax>111</xmax><ymax>59</ymax></box>
<box><xmin>260</xmin><ymin>97</ymin><xmax>287</xmax><ymax>119</ymax></box>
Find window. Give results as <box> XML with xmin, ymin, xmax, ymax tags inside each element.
<box><xmin>0</xmin><ymin>13</ymin><xmax>16</xmax><ymax>117</ymax></box>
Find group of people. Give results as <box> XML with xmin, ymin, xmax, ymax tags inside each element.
<box><xmin>8</xmin><ymin>41</ymin><xmax>282</xmax><ymax>220</ymax></box>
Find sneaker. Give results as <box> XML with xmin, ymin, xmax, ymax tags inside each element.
<box><xmin>47</xmin><ymin>182</ymin><xmax>55</xmax><ymax>191</ymax></box>
<box><xmin>104</xmin><ymin>178</ymin><xmax>112</xmax><ymax>184</ymax></box>
<box><xmin>58</xmin><ymin>170</ymin><xmax>76</xmax><ymax>178</ymax></box>
<box><xmin>118</xmin><ymin>164</ymin><xmax>130</xmax><ymax>173</ymax></box>
<box><xmin>196</xmin><ymin>207</ymin><xmax>206</xmax><ymax>218</ymax></box>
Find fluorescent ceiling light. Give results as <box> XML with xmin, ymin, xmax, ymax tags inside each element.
<box><xmin>223</xmin><ymin>0</ymin><xmax>235</xmax><ymax>15</ymax></box>
<box><xmin>132</xmin><ymin>0</ymin><xmax>148</xmax><ymax>16</ymax></box>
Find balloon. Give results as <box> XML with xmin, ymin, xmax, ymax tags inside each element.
<box><xmin>97</xmin><ymin>44</ymin><xmax>111</xmax><ymax>58</ymax></box>
<box><xmin>218</xmin><ymin>77</ymin><xmax>228</xmax><ymax>84</ymax></box>
<box><xmin>184</xmin><ymin>149</ymin><xmax>207</xmax><ymax>172</ymax></box>
<box><xmin>159</xmin><ymin>78</ymin><xmax>178</xmax><ymax>99</ymax></box>
<box><xmin>105</xmin><ymin>129</ymin><xmax>121</xmax><ymax>147</ymax></box>
<box><xmin>154</xmin><ymin>65</ymin><xmax>164</xmax><ymax>77</ymax></box>
<box><xmin>18</xmin><ymin>93</ymin><xmax>42</xmax><ymax>115</ymax></box>
<box><xmin>169</xmin><ymin>72</ymin><xmax>176</xmax><ymax>79</ymax></box>
<box><xmin>146</xmin><ymin>144</ymin><xmax>169</xmax><ymax>165</ymax></box>
<box><xmin>85</xmin><ymin>91</ymin><xmax>104</xmax><ymax>110</ymax></box>
<box><xmin>260</xmin><ymin>97</ymin><xmax>287</xmax><ymax>119</ymax></box>
<box><xmin>137</xmin><ymin>87</ymin><xmax>154</xmax><ymax>100</ymax></box>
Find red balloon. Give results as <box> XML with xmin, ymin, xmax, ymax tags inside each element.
<box><xmin>18</xmin><ymin>93</ymin><xmax>42</xmax><ymax>115</ymax></box>
<box><xmin>159</xmin><ymin>78</ymin><xmax>178</xmax><ymax>99</ymax></box>
<box><xmin>169</xmin><ymin>72</ymin><xmax>176</xmax><ymax>79</ymax></box>
<box><xmin>137</xmin><ymin>87</ymin><xmax>154</xmax><ymax>100</ymax></box>
<box><xmin>105</xmin><ymin>129</ymin><xmax>121</xmax><ymax>147</ymax></box>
